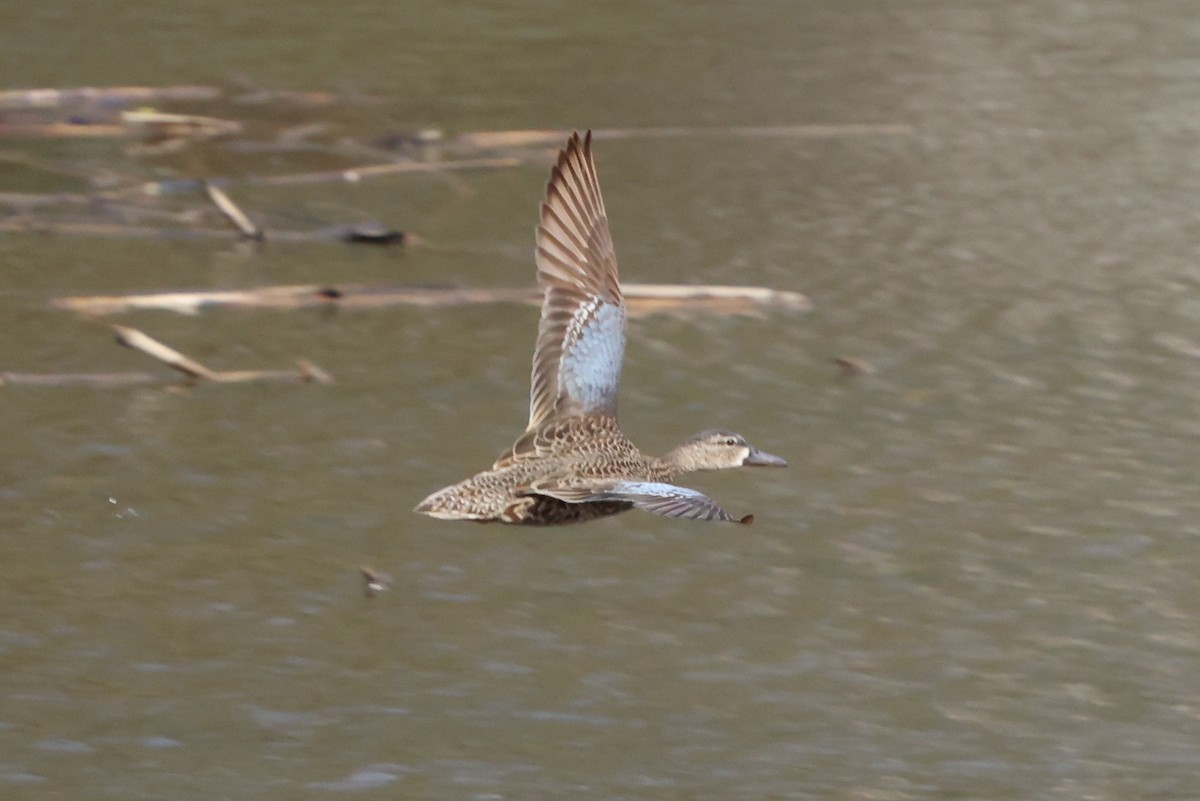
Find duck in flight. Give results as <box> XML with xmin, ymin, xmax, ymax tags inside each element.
<box><xmin>415</xmin><ymin>131</ymin><xmax>785</xmax><ymax>526</ymax></box>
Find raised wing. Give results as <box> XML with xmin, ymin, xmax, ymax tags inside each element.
<box><xmin>526</xmin><ymin>130</ymin><xmax>626</xmax><ymax>431</ymax></box>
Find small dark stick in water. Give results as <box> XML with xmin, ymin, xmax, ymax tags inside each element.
<box><xmin>360</xmin><ymin>566</ymin><xmax>392</xmax><ymax>598</ymax></box>
<box><xmin>834</xmin><ymin>356</ymin><xmax>874</xmax><ymax>377</ymax></box>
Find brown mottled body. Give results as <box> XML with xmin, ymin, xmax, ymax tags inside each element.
<box><xmin>417</xmin><ymin>415</ymin><xmax>674</xmax><ymax>524</ymax></box>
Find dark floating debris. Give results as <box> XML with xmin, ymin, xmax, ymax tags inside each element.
<box><xmin>338</xmin><ymin>223</ymin><xmax>406</xmax><ymax>245</ymax></box>
<box><xmin>834</xmin><ymin>356</ymin><xmax>875</xmax><ymax>376</ymax></box>
<box><xmin>360</xmin><ymin>566</ymin><xmax>392</xmax><ymax>598</ymax></box>
<box><xmin>0</xmin><ymin>217</ymin><xmax>409</xmax><ymax>245</ymax></box>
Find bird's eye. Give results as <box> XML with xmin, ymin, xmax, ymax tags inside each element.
<box><xmin>723</xmin><ymin>437</ymin><xmax>737</xmax><ymax>446</ymax></box>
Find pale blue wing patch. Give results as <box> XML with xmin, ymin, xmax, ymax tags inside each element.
<box><xmin>604</xmin><ymin>481</ymin><xmax>736</xmax><ymax>521</ymax></box>
<box><xmin>558</xmin><ymin>298</ymin><xmax>625</xmax><ymax>416</ymax></box>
